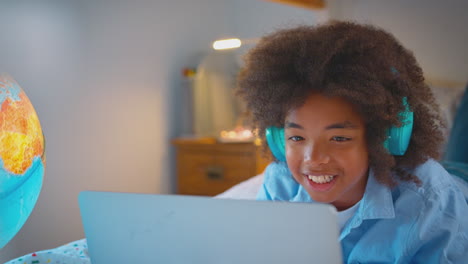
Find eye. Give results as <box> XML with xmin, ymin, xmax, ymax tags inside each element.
<box><xmin>331</xmin><ymin>136</ymin><xmax>351</xmax><ymax>142</ymax></box>
<box><xmin>288</xmin><ymin>136</ymin><xmax>304</xmax><ymax>142</ymax></box>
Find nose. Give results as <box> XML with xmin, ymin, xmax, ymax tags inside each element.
<box><xmin>304</xmin><ymin>142</ymin><xmax>330</xmax><ymax>165</ymax></box>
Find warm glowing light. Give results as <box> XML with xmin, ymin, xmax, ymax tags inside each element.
<box><xmin>218</xmin><ymin>127</ymin><xmax>255</xmax><ymax>143</ymax></box>
<box><xmin>221</xmin><ymin>130</ymin><xmax>228</xmax><ymax>138</ymax></box>
<box><xmin>212</xmin><ymin>38</ymin><xmax>242</xmax><ymax>50</ymax></box>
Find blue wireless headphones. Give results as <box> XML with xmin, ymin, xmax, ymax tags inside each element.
<box><xmin>266</xmin><ymin>97</ymin><xmax>413</xmax><ymax>162</ymax></box>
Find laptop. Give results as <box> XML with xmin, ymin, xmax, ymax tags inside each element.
<box><xmin>78</xmin><ymin>191</ymin><xmax>343</xmax><ymax>264</ymax></box>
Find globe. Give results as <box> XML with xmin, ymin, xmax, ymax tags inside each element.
<box><xmin>0</xmin><ymin>74</ymin><xmax>45</xmax><ymax>249</ymax></box>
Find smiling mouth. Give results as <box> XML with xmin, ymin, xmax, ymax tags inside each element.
<box><xmin>305</xmin><ymin>174</ymin><xmax>337</xmax><ymax>184</ymax></box>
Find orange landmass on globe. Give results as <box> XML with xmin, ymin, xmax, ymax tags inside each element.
<box><xmin>0</xmin><ymin>91</ymin><xmax>44</xmax><ymax>175</ymax></box>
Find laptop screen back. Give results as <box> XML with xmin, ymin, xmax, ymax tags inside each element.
<box><xmin>79</xmin><ymin>191</ymin><xmax>342</xmax><ymax>264</ymax></box>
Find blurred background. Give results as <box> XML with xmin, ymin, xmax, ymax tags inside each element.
<box><xmin>0</xmin><ymin>0</ymin><xmax>467</xmax><ymax>261</ymax></box>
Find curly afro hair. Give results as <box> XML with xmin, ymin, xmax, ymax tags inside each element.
<box><xmin>237</xmin><ymin>21</ymin><xmax>445</xmax><ymax>187</ymax></box>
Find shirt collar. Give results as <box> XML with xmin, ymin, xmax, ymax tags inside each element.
<box><xmin>359</xmin><ymin>169</ymin><xmax>395</xmax><ymax>220</ymax></box>
<box><xmin>339</xmin><ymin>169</ymin><xmax>395</xmax><ymax>240</ymax></box>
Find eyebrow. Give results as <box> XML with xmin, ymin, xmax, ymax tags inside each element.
<box><xmin>285</xmin><ymin>121</ymin><xmax>359</xmax><ymax>130</ymax></box>
<box><xmin>325</xmin><ymin>121</ymin><xmax>359</xmax><ymax>130</ymax></box>
<box><xmin>285</xmin><ymin>122</ymin><xmax>304</xmax><ymax>129</ymax></box>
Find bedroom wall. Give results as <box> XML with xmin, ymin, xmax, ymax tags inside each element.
<box><xmin>227</xmin><ymin>0</ymin><xmax>327</xmax><ymax>41</ymax></box>
<box><xmin>0</xmin><ymin>0</ymin><xmax>231</xmax><ymax>260</ymax></box>
<box><xmin>328</xmin><ymin>0</ymin><xmax>468</xmax><ymax>85</ymax></box>
<box><xmin>0</xmin><ymin>0</ymin><xmax>324</xmax><ymax>261</ymax></box>
<box><xmin>225</xmin><ymin>0</ymin><xmax>327</xmax><ymax>68</ymax></box>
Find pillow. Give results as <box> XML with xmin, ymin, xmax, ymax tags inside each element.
<box><xmin>444</xmin><ymin>84</ymin><xmax>468</xmax><ymax>163</ymax></box>
<box><xmin>215</xmin><ymin>174</ymin><xmax>264</xmax><ymax>199</ymax></box>
<box><xmin>429</xmin><ymin>83</ymin><xmax>465</xmax><ymax>135</ymax></box>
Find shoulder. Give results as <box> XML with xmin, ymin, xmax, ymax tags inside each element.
<box><xmin>412</xmin><ymin>159</ymin><xmax>467</xmax><ymax>220</ymax></box>
<box><xmin>259</xmin><ymin>162</ymin><xmax>304</xmax><ymax>201</ymax></box>
<box><xmin>398</xmin><ymin>159</ymin><xmax>463</xmax><ymax>201</ymax></box>
<box><xmin>396</xmin><ymin>159</ymin><xmax>467</xmax><ymax>217</ymax></box>
<box><xmin>395</xmin><ymin>159</ymin><xmax>468</xmax><ymax>260</ymax></box>
<box><xmin>262</xmin><ymin>162</ymin><xmax>290</xmax><ymax>186</ymax></box>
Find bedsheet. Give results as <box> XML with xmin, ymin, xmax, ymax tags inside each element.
<box><xmin>5</xmin><ymin>239</ymin><xmax>89</xmax><ymax>264</ymax></box>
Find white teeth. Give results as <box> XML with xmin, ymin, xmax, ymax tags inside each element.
<box><xmin>307</xmin><ymin>175</ymin><xmax>335</xmax><ymax>184</ymax></box>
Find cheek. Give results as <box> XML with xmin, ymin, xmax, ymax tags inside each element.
<box><xmin>285</xmin><ymin>147</ymin><xmax>302</xmax><ymax>171</ymax></box>
<box><xmin>335</xmin><ymin>145</ymin><xmax>369</xmax><ymax>173</ymax></box>
<box><xmin>354</xmin><ymin>142</ymin><xmax>369</xmax><ymax>164</ymax></box>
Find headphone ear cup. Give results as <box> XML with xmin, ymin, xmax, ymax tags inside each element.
<box><xmin>384</xmin><ymin>98</ymin><xmax>414</xmax><ymax>155</ymax></box>
<box><xmin>265</xmin><ymin>127</ymin><xmax>286</xmax><ymax>162</ymax></box>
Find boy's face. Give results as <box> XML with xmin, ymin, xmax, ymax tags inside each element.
<box><xmin>285</xmin><ymin>93</ymin><xmax>369</xmax><ymax>211</ymax></box>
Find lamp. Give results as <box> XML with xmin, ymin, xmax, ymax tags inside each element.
<box><xmin>204</xmin><ymin>37</ymin><xmax>260</xmax><ymax>143</ymax></box>
<box><xmin>211</xmin><ymin>38</ymin><xmax>259</xmax><ymax>51</ymax></box>
<box><xmin>0</xmin><ymin>73</ymin><xmax>46</xmax><ymax>249</ymax></box>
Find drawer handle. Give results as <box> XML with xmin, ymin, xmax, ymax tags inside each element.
<box><xmin>206</xmin><ymin>166</ymin><xmax>223</xmax><ymax>180</ymax></box>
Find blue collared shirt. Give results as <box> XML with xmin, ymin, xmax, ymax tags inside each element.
<box><xmin>257</xmin><ymin>159</ymin><xmax>468</xmax><ymax>263</ymax></box>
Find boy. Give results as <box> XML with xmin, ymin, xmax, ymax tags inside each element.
<box><xmin>237</xmin><ymin>22</ymin><xmax>468</xmax><ymax>263</ymax></box>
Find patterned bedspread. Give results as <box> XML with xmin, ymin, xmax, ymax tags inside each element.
<box><xmin>5</xmin><ymin>239</ymin><xmax>89</xmax><ymax>264</ymax></box>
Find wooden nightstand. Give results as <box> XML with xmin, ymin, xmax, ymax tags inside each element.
<box><xmin>172</xmin><ymin>137</ymin><xmax>270</xmax><ymax>196</ymax></box>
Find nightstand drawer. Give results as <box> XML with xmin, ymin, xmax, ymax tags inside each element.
<box><xmin>178</xmin><ymin>152</ymin><xmax>255</xmax><ymax>196</ymax></box>
<box><xmin>173</xmin><ymin>138</ymin><xmax>269</xmax><ymax>196</ymax></box>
